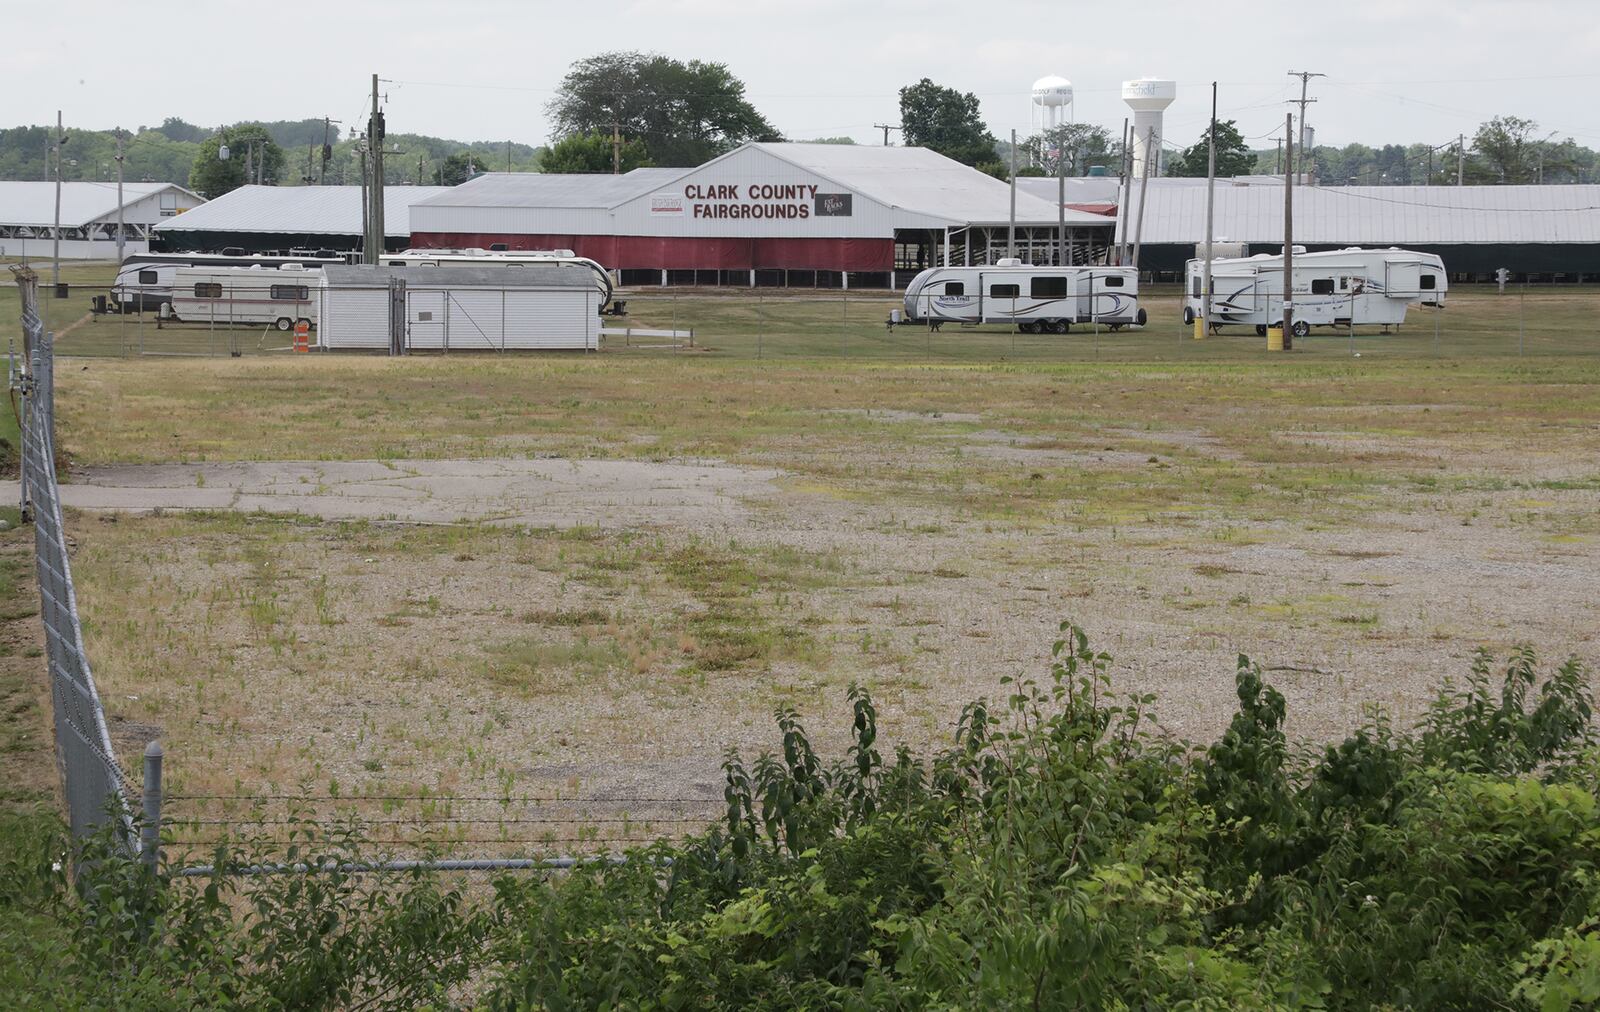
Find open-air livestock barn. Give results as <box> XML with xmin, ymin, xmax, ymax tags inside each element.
<box><xmin>0</xmin><ymin>180</ymin><xmax>202</xmax><ymax>260</ymax></box>
<box><xmin>318</xmin><ymin>263</ymin><xmax>600</xmax><ymax>351</ymax></box>
<box><xmin>151</xmin><ymin>184</ymin><xmax>450</xmax><ymax>255</ymax></box>
<box><xmin>407</xmin><ymin>143</ymin><xmax>1117</xmax><ymax>288</ymax></box>
<box><xmin>1096</xmin><ymin>177</ymin><xmax>1600</xmax><ymax>280</ymax></box>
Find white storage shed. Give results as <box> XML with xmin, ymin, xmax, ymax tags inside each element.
<box><xmin>319</xmin><ymin>264</ymin><xmax>600</xmax><ymax>351</ymax></box>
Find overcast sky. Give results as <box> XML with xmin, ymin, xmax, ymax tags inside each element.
<box><xmin>12</xmin><ymin>0</ymin><xmax>1600</xmax><ymax>153</ymax></box>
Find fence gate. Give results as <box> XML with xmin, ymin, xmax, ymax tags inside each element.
<box><xmin>406</xmin><ymin>290</ymin><xmax>447</xmax><ymax>350</ymax></box>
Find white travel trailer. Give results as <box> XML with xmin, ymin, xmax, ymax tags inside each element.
<box><xmin>165</xmin><ymin>264</ymin><xmax>318</xmax><ymax>331</ymax></box>
<box><xmin>109</xmin><ymin>250</ymin><xmax>343</xmax><ymax>313</ymax></box>
<box><xmin>902</xmin><ymin>260</ymin><xmax>1145</xmax><ymax>333</ymax></box>
<box><xmin>1182</xmin><ymin>247</ymin><xmax>1447</xmax><ymax>336</ymax></box>
<box><xmin>380</xmin><ymin>248</ymin><xmax>614</xmax><ymax>310</ymax></box>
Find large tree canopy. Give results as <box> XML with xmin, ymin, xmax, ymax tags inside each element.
<box><xmin>540</xmin><ymin>132</ymin><xmax>652</xmax><ymax>174</ymax></box>
<box><xmin>1171</xmin><ymin>120</ymin><xmax>1255</xmax><ymax>178</ymax></box>
<box><xmin>898</xmin><ymin>79</ymin><xmax>998</xmax><ymax>168</ymax></box>
<box><xmin>547</xmin><ymin>52</ymin><xmax>781</xmax><ymax>167</ymax></box>
<box><xmin>188</xmin><ymin>125</ymin><xmax>284</xmax><ymax>197</ymax></box>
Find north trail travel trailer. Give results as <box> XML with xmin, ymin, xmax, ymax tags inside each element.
<box><xmin>1182</xmin><ymin>247</ymin><xmax>1447</xmax><ymax>336</ymax></box>
<box><xmin>110</xmin><ymin>249</ymin><xmax>343</xmax><ymax>313</ymax></box>
<box><xmin>379</xmin><ymin>248</ymin><xmax>614</xmax><ymax>310</ymax></box>
<box><xmin>902</xmin><ymin>260</ymin><xmax>1145</xmax><ymax>333</ymax></box>
<box><xmin>318</xmin><ymin>264</ymin><xmax>601</xmax><ymax>352</ymax></box>
<box><xmin>165</xmin><ymin>264</ymin><xmax>318</xmax><ymax>331</ymax></box>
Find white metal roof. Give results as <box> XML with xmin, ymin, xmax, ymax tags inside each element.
<box><xmin>152</xmin><ymin>184</ymin><xmax>451</xmax><ymax>237</ymax></box>
<box><xmin>414</xmin><ymin>145</ymin><xmax>1112</xmax><ymax>229</ymax></box>
<box><xmin>0</xmin><ymin>181</ymin><xmax>195</xmax><ymax>227</ymax></box>
<box><xmin>1117</xmin><ymin>179</ymin><xmax>1600</xmax><ymax>245</ymax></box>
<box><xmin>419</xmin><ymin>168</ymin><xmax>684</xmax><ymax>209</ymax></box>
<box><xmin>323</xmin><ymin>263</ymin><xmax>595</xmax><ymax>288</ymax></box>
<box><xmin>744</xmin><ymin>143</ymin><xmax>1110</xmax><ymax>226</ymax></box>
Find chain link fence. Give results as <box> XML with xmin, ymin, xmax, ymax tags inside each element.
<box><xmin>10</xmin><ymin>265</ymin><xmax>137</xmax><ymax>856</ymax></box>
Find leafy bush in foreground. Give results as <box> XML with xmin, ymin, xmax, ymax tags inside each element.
<box><xmin>2</xmin><ymin>625</ymin><xmax>1597</xmax><ymax>1009</ymax></box>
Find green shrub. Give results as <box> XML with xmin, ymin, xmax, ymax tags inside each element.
<box><xmin>3</xmin><ymin>625</ymin><xmax>1595</xmax><ymax>1009</ymax></box>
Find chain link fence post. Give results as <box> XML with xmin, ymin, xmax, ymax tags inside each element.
<box><xmin>9</xmin><ymin>265</ymin><xmax>137</xmax><ymax>863</ymax></box>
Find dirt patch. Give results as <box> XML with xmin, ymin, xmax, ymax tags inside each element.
<box><xmin>12</xmin><ymin>458</ymin><xmax>782</xmax><ymax>528</ymax></box>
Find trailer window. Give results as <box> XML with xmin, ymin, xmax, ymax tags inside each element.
<box><xmin>138</xmin><ymin>270</ymin><xmax>158</xmax><ymax>284</ymax></box>
<box><xmin>1101</xmin><ymin>276</ymin><xmax>1124</xmax><ymax>288</ymax></box>
<box><xmin>193</xmin><ymin>282</ymin><xmax>222</xmax><ymax>298</ymax></box>
<box><xmin>1311</xmin><ymin>278</ymin><xmax>1335</xmax><ymax>294</ymax></box>
<box><xmin>944</xmin><ymin>282</ymin><xmax>964</xmax><ymax>296</ymax></box>
<box><xmin>1420</xmin><ymin>274</ymin><xmax>1436</xmax><ymax>290</ymax></box>
<box><xmin>1030</xmin><ymin>276</ymin><xmax>1067</xmax><ymax>298</ymax></box>
<box><xmin>989</xmin><ymin>284</ymin><xmax>1020</xmax><ymax>299</ymax></box>
<box><xmin>270</xmin><ymin>284</ymin><xmax>310</xmax><ymax>301</ymax></box>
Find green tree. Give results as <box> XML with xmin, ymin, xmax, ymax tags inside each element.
<box><xmin>1020</xmin><ymin>123</ymin><xmax>1113</xmax><ymax>176</ymax></box>
<box><xmin>434</xmin><ymin>152</ymin><xmax>482</xmax><ymax>185</ymax></box>
<box><xmin>1474</xmin><ymin>115</ymin><xmax>1547</xmax><ymax>183</ymax></box>
<box><xmin>548</xmin><ymin>51</ymin><xmax>780</xmax><ymax>166</ymax></box>
<box><xmin>1171</xmin><ymin>119</ymin><xmax>1255</xmax><ymax>178</ymax></box>
<box><xmin>540</xmin><ymin>132</ymin><xmax>652</xmax><ymax>174</ymax></box>
<box><xmin>188</xmin><ymin>126</ymin><xmax>284</xmax><ymax>197</ymax></box>
<box><xmin>898</xmin><ymin>78</ymin><xmax>999</xmax><ymax>167</ymax></box>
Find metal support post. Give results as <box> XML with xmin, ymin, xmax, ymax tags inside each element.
<box><xmin>140</xmin><ymin>741</ymin><xmax>163</xmax><ymax>868</ymax></box>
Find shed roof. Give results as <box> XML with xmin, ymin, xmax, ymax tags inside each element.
<box><xmin>322</xmin><ymin>263</ymin><xmax>596</xmax><ymax>288</ymax></box>
<box><xmin>1118</xmin><ymin>179</ymin><xmax>1600</xmax><ymax>245</ymax></box>
<box><xmin>0</xmin><ymin>181</ymin><xmax>195</xmax><ymax>227</ymax></box>
<box><xmin>153</xmin><ymin>185</ymin><xmax>451</xmax><ymax>238</ymax></box>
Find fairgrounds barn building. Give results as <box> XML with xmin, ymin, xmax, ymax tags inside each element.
<box><xmin>407</xmin><ymin>143</ymin><xmax>1117</xmax><ymax>288</ymax></box>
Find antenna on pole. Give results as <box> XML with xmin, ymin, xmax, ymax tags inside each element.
<box><xmin>1286</xmin><ymin>70</ymin><xmax>1325</xmax><ymax>184</ymax></box>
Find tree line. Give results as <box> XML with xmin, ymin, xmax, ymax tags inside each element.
<box><xmin>3</xmin><ymin>56</ymin><xmax>1592</xmax><ymax>198</ymax></box>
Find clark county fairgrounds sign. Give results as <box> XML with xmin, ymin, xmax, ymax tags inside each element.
<box><xmin>650</xmin><ymin>184</ymin><xmax>854</xmax><ymax>220</ymax></box>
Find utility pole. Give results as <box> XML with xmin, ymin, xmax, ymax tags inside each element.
<box><xmin>1282</xmin><ymin>112</ymin><xmax>1295</xmax><ymax>349</ymax></box>
<box><xmin>1057</xmin><ymin>128</ymin><xmax>1066</xmax><ymax>266</ymax></box>
<box><xmin>1201</xmin><ymin>81</ymin><xmax>1217</xmax><ymax>338</ymax></box>
<box><xmin>873</xmin><ymin>123</ymin><xmax>901</xmax><ymax>146</ymax></box>
<box><xmin>506</xmin><ymin>139</ymin><xmax>511</xmax><ymax>172</ymax></box>
<box><xmin>368</xmin><ymin>73</ymin><xmax>386</xmax><ymax>263</ymax></box>
<box><xmin>1458</xmin><ymin>133</ymin><xmax>1466</xmax><ymax>186</ymax></box>
<box><xmin>319</xmin><ymin>116</ymin><xmax>337</xmax><ymax>185</ymax></box>
<box><xmin>611</xmin><ymin>121</ymin><xmax>621</xmax><ymax>175</ymax></box>
<box><xmin>1130</xmin><ymin>127</ymin><xmax>1153</xmax><ymax>271</ymax></box>
<box><xmin>1007</xmin><ymin>128</ymin><xmax>1017</xmax><ymax>259</ymax></box>
<box><xmin>52</xmin><ymin>110</ymin><xmax>64</xmax><ymax>286</ymax></box>
<box><xmin>1274</xmin><ymin>137</ymin><xmax>1283</xmax><ymax>175</ymax></box>
<box><xmin>1286</xmin><ymin>70</ymin><xmax>1324</xmax><ymax>183</ymax></box>
<box><xmin>114</xmin><ymin>127</ymin><xmax>126</xmax><ymax>263</ymax></box>
<box><xmin>1115</xmin><ymin>117</ymin><xmax>1130</xmax><ymax>264</ymax></box>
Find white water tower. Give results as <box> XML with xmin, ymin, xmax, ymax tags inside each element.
<box><xmin>1122</xmin><ymin>77</ymin><xmax>1177</xmax><ymax>178</ymax></box>
<box><xmin>1031</xmin><ymin>75</ymin><xmax>1074</xmax><ymax>133</ymax></box>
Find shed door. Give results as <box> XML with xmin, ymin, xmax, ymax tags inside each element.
<box><xmin>406</xmin><ymin>291</ymin><xmax>446</xmax><ymax>350</ymax></box>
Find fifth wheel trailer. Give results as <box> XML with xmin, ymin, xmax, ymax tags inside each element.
<box><xmin>319</xmin><ymin>264</ymin><xmax>600</xmax><ymax>351</ymax></box>
<box><xmin>902</xmin><ymin>260</ymin><xmax>1145</xmax><ymax>333</ymax></box>
<box><xmin>1183</xmin><ymin>247</ymin><xmax>1447</xmax><ymax>336</ymax></box>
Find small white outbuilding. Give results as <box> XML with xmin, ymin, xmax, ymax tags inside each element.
<box><xmin>318</xmin><ymin>263</ymin><xmax>600</xmax><ymax>351</ymax></box>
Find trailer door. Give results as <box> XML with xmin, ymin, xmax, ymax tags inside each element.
<box><xmin>1384</xmin><ymin>260</ymin><xmax>1422</xmax><ymax>300</ymax></box>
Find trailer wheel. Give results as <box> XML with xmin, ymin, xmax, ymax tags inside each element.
<box><xmin>1292</xmin><ymin>320</ymin><xmax>1310</xmax><ymax>338</ymax></box>
<box><xmin>1256</xmin><ymin>325</ymin><xmax>1268</xmax><ymax>336</ymax></box>
<box><xmin>274</xmin><ymin>317</ymin><xmax>293</xmax><ymax>332</ymax></box>
<box><xmin>1182</xmin><ymin>306</ymin><xmax>1195</xmax><ymax>325</ymax></box>
<box><xmin>1135</xmin><ymin>308</ymin><xmax>1148</xmax><ymax>327</ymax></box>
<box><xmin>1054</xmin><ymin>320</ymin><xmax>1070</xmax><ymax>334</ymax></box>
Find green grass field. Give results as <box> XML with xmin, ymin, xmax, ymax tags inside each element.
<box><xmin>8</xmin><ymin>256</ymin><xmax>1599</xmax><ymax>804</ymax></box>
